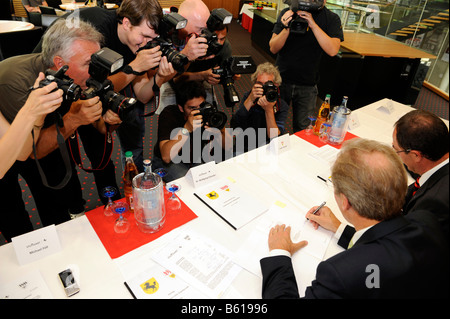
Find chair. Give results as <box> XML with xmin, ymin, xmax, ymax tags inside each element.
<box><xmin>11</xmin><ymin>0</ymin><xmax>28</xmax><ymax>20</ymax></box>
<box><xmin>39</xmin><ymin>5</ymin><xmax>57</xmax><ymax>15</ymax></box>
<box><xmin>26</xmin><ymin>11</ymin><xmax>43</xmax><ymax>27</ymax></box>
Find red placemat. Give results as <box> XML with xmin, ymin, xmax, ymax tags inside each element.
<box><xmin>294</xmin><ymin>130</ymin><xmax>359</xmax><ymax>149</ymax></box>
<box><xmin>85</xmin><ymin>194</ymin><xmax>197</xmax><ymax>259</ymax></box>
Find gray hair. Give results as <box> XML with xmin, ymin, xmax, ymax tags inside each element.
<box><xmin>251</xmin><ymin>62</ymin><xmax>282</xmax><ymax>86</ymax></box>
<box><xmin>41</xmin><ymin>18</ymin><xmax>103</xmax><ymax>68</ymax></box>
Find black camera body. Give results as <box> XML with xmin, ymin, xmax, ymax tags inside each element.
<box><xmin>212</xmin><ymin>55</ymin><xmax>256</xmax><ymax>108</ymax></box>
<box><xmin>39</xmin><ymin>65</ymin><xmax>81</xmax><ymax>102</ymax></box>
<box><xmin>82</xmin><ymin>48</ymin><xmax>136</xmax><ymax>119</ymax></box>
<box><xmin>40</xmin><ymin>48</ymin><xmax>136</xmax><ymax>120</ymax></box>
<box><xmin>283</xmin><ymin>0</ymin><xmax>324</xmax><ymax>35</ymax></box>
<box><xmin>138</xmin><ymin>12</ymin><xmax>189</xmax><ymax>74</ymax></box>
<box><xmin>143</xmin><ymin>37</ymin><xmax>188</xmax><ymax>74</ymax></box>
<box><xmin>198</xmin><ymin>101</ymin><xmax>227</xmax><ymax>130</ymax></box>
<box><xmin>262</xmin><ymin>81</ymin><xmax>279</xmax><ymax>103</ymax></box>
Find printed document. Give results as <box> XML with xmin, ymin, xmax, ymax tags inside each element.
<box><xmin>194</xmin><ymin>178</ymin><xmax>269</xmax><ymax>230</ymax></box>
<box><xmin>152</xmin><ymin>231</ymin><xmax>242</xmax><ymax>298</ymax></box>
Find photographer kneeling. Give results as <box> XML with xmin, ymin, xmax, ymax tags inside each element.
<box><xmin>230</xmin><ymin>62</ymin><xmax>289</xmax><ymax>154</ymax></box>
<box><xmin>153</xmin><ymin>81</ymin><xmax>230</xmax><ymax>182</ymax></box>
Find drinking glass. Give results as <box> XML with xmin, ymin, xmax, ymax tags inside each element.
<box><xmin>319</xmin><ymin>123</ymin><xmax>331</xmax><ymax>143</ymax></box>
<box><xmin>166</xmin><ymin>183</ymin><xmax>181</xmax><ymax>212</ymax></box>
<box><xmin>101</xmin><ymin>186</ymin><xmax>117</xmax><ymax>217</ymax></box>
<box><xmin>154</xmin><ymin>168</ymin><xmax>168</xmax><ymax>195</ymax></box>
<box><xmin>305</xmin><ymin>115</ymin><xmax>316</xmax><ymax>135</ymax></box>
<box><xmin>112</xmin><ymin>201</ymin><xmax>130</xmax><ymax>233</ymax></box>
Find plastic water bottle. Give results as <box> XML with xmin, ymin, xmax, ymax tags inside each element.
<box><xmin>329</xmin><ymin>96</ymin><xmax>351</xmax><ymax>145</ymax></box>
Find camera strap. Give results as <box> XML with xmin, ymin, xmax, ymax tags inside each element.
<box><xmin>67</xmin><ymin>127</ymin><xmax>114</xmax><ymax>172</ymax></box>
<box><xmin>31</xmin><ymin>122</ymin><xmax>73</xmax><ymax>190</ymax></box>
<box><xmin>141</xmin><ymin>77</ymin><xmax>161</xmax><ymax>117</ymax></box>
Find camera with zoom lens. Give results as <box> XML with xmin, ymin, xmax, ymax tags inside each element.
<box><xmin>137</xmin><ymin>12</ymin><xmax>189</xmax><ymax>74</ymax></box>
<box><xmin>212</xmin><ymin>55</ymin><xmax>256</xmax><ymax>108</ymax></box>
<box><xmin>199</xmin><ymin>8</ymin><xmax>233</xmax><ymax>58</ymax></box>
<box><xmin>262</xmin><ymin>81</ymin><xmax>279</xmax><ymax>103</ymax></box>
<box><xmin>82</xmin><ymin>47</ymin><xmax>136</xmax><ymax>119</ymax></box>
<box><xmin>39</xmin><ymin>65</ymin><xmax>81</xmax><ymax>102</ymax></box>
<box><xmin>198</xmin><ymin>101</ymin><xmax>227</xmax><ymax>130</ymax></box>
<box><xmin>40</xmin><ymin>48</ymin><xmax>137</xmax><ymax>120</ymax></box>
<box><xmin>283</xmin><ymin>0</ymin><xmax>324</xmax><ymax>35</ymax></box>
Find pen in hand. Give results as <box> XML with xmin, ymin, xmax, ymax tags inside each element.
<box><xmin>307</xmin><ymin>201</ymin><xmax>326</xmax><ymax>220</ymax></box>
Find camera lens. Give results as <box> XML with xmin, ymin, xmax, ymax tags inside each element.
<box><xmin>208</xmin><ymin>112</ymin><xmax>227</xmax><ymax>130</ymax></box>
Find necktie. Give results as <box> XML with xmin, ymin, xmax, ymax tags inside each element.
<box><xmin>412</xmin><ymin>178</ymin><xmax>420</xmax><ymax>196</ymax></box>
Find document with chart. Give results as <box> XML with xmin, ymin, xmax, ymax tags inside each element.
<box><xmin>194</xmin><ymin>178</ymin><xmax>269</xmax><ymax>230</ymax></box>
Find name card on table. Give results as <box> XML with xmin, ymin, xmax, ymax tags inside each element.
<box><xmin>268</xmin><ymin>133</ymin><xmax>291</xmax><ymax>155</ymax></box>
<box><xmin>187</xmin><ymin>161</ymin><xmax>218</xmax><ymax>189</ymax></box>
<box><xmin>376</xmin><ymin>99</ymin><xmax>395</xmax><ymax>114</ymax></box>
<box><xmin>12</xmin><ymin>225</ymin><xmax>62</xmax><ymax>266</ymax></box>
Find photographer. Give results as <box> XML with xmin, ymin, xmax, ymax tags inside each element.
<box><xmin>35</xmin><ymin>0</ymin><xmax>177</xmax><ymax>171</ymax></box>
<box><xmin>231</xmin><ymin>62</ymin><xmax>289</xmax><ymax>153</ymax></box>
<box><xmin>269</xmin><ymin>0</ymin><xmax>343</xmax><ymax>132</ymax></box>
<box><xmin>153</xmin><ymin>81</ymin><xmax>230</xmax><ymax>182</ymax></box>
<box><xmin>0</xmin><ymin>19</ymin><xmax>107</xmax><ymax>242</ymax></box>
<box><xmin>158</xmin><ymin>0</ymin><xmax>231</xmax><ymax>112</ymax></box>
<box><xmin>0</xmin><ymin>73</ymin><xmax>63</xmax><ymax>178</ymax></box>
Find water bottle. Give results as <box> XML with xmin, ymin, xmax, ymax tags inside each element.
<box><xmin>328</xmin><ymin>96</ymin><xmax>351</xmax><ymax>145</ymax></box>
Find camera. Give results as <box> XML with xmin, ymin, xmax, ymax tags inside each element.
<box><xmin>213</xmin><ymin>55</ymin><xmax>257</xmax><ymax>108</ymax></box>
<box><xmin>138</xmin><ymin>12</ymin><xmax>189</xmax><ymax>74</ymax></box>
<box><xmin>198</xmin><ymin>101</ymin><xmax>227</xmax><ymax>130</ymax></box>
<box><xmin>283</xmin><ymin>0</ymin><xmax>324</xmax><ymax>35</ymax></box>
<box><xmin>199</xmin><ymin>8</ymin><xmax>233</xmax><ymax>58</ymax></box>
<box><xmin>39</xmin><ymin>65</ymin><xmax>81</xmax><ymax>102</ymax></box>
<box><xmin>262</xmin><ymin>81</ymin><xmax>279</xmax><ymax>103</ymax></box>
<box><xmin>83</xmin><ymin>47</ymin><xmax>136</xmax><ymax>118</ymax></box>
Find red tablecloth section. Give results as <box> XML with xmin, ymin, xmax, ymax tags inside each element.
<box><xmin>241</xmin><ymin>13</ymin><xmax>253</xmax><ymax>33</ymax></box>
<box><xmin>294</xmin><ymin>130</ymin><xmax>359</xmax><ymax>149</ymax></box>
<box><xmin>85</xmin><ymin>194</ymin><xmax>197</xmax><ymax>259</ymax></box>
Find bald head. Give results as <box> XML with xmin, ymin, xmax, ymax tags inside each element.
<box><xmin>179</xmin><ymin>0</ymin><xmax>210</xmax><ymax>34</ymax></box>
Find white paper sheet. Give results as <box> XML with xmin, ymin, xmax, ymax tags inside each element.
<box><xmin>152</xmin><ymin>231</ymin><xmax>242</xmax><ymax>298</ymax></box>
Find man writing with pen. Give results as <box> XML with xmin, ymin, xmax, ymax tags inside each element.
<box><xmin>260</xmin><ymin>138</ymin><xmax>449</xmax><ymax>298</ymax></box>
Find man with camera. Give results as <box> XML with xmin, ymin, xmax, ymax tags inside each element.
<box><xmin>34</xmin><ymin>0</ymin><xmax>177</xmax><ymax>171</ymax></box>
<box><xmin>153</xmin><ymin>81</ymin><xmax>230</xmax><ymax>182</ymax></box>
<box><xmin>230</xmin><ymin>62</ymin><xmax>289</xmax><ymax>153</ymax></box>
<box><xmin>0</xmin><ymin>19</ymin><xmax>107</xmax><ymax>241</ymax></box>
<box><xmin>158</xmin><ymin>0</ymin><xmax>234</xmax><ymax>112</ymax></box>
<box><xmin>270</xmin><ymin>0</ymin><xmax>343</xmax><ymax>132</ymax></box>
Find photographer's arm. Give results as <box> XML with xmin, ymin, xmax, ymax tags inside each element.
<box><xmin>298</xmin><ymin>11</ymin><xmax>341</xmax><ymax>56</ymax></box>
<box><xmin>259</xmin><ymin>97</ymin><xmax>281</xmax><ymax>139</ymax></box>
<box><xmin>32</xmin><ymin>97</ymin><xmax>102</xmax><ymax>159</ymax></box>
<box><xmin>269</xmin><ymin>10</ymin><xmax>293</xmax><ymax>54</ymax></box>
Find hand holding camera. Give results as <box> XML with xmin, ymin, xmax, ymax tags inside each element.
<box><xmin>134</xmin><ymin>44</ymin><xmax>163</xmax><ymax>73</ymax></box>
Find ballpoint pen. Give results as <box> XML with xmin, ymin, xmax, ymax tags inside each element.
<box><xmin>311</xmin><ymin>201</ymin><xmax>326</xmax><ymax>215</ymax></box>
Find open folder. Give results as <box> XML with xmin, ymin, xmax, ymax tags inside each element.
<box><xmin>194</xmin><ymin>178</ymin><xmax>269</xmax><ymax>230</ymax></box>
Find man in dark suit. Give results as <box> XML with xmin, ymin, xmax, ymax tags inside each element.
<box><xmin>393</xmin><ymin>109</ymin><xmax>449</xmax><ymax>237</ymax></box>
<box><xmin>260</xmin><ymin>138</ymin><xmax>449</xmax><ymax>299</ymax></box>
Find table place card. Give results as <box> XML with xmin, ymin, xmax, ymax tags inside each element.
<box><xmin>268</xmin><ymin>133</ymin><xmax>291</xmax><ymax>155</ymax></box>
<box><xmin>12</xmin><ymin>225</ymin><xmax>62</xmax><ymax>266</ymax></box>
<box><xmin>186</xmin><ymin>160</ymin><xmax>218</xmax><ymax>189</ymax></box>
<box><xmin>347</xmin><ymin>112</ymin><xmax>360</xmax><ymax>130</ymax></box>
<box><xmin>376</xmin><ymin>99</ymin><xmax>394</xmax><ymax>114</ymax></box>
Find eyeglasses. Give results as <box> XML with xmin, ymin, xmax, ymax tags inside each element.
<box><xmin>392</xmin><ymin>144</ymin><xmax>411</xmax><ymax>154</ymax></box>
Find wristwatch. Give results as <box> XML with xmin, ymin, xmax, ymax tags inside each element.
<box><xmin>121</xmin><ymin>65</ymin><xmax>146</xmax><ymax>76</ymax></box>
<box><xmin>181</xmin><ymin>127</ymin><xmax>190</xmax><ymax>136</ymax></box>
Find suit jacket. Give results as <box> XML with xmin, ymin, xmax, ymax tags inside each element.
<box><xmin>260</xmin><ymin>211</ymin><xmax>449</xmax><ymax>299</ymax></box>
<box><xmin>403</xmin><ymin>163</ymin><xmax>449</xmax><ymax>238</ymax></box>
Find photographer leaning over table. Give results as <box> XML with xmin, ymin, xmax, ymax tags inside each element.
<box><xmin>0</xmin><ymin>74</ymin><xmax>63</xmax><ymax>178</ymax></box>
<box><xmin>0</xmin><ymin>19</ymin><xmax>116</xmax><ymax>243</ymax></box>
<box><xmin>269</xmin><ymin>0</ymin><xmax>343</xmax><ymax>132</ymax></box>
<box><xmin>34</xmin><ymin>0</ymin><xmax>177</xmax><ymax>172</ymax></box>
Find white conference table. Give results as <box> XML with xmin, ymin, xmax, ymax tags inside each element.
<box><xmin>0</xmin><ymin>98</ymin><xmax>442</xmax><ymax>299</ymax></box>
